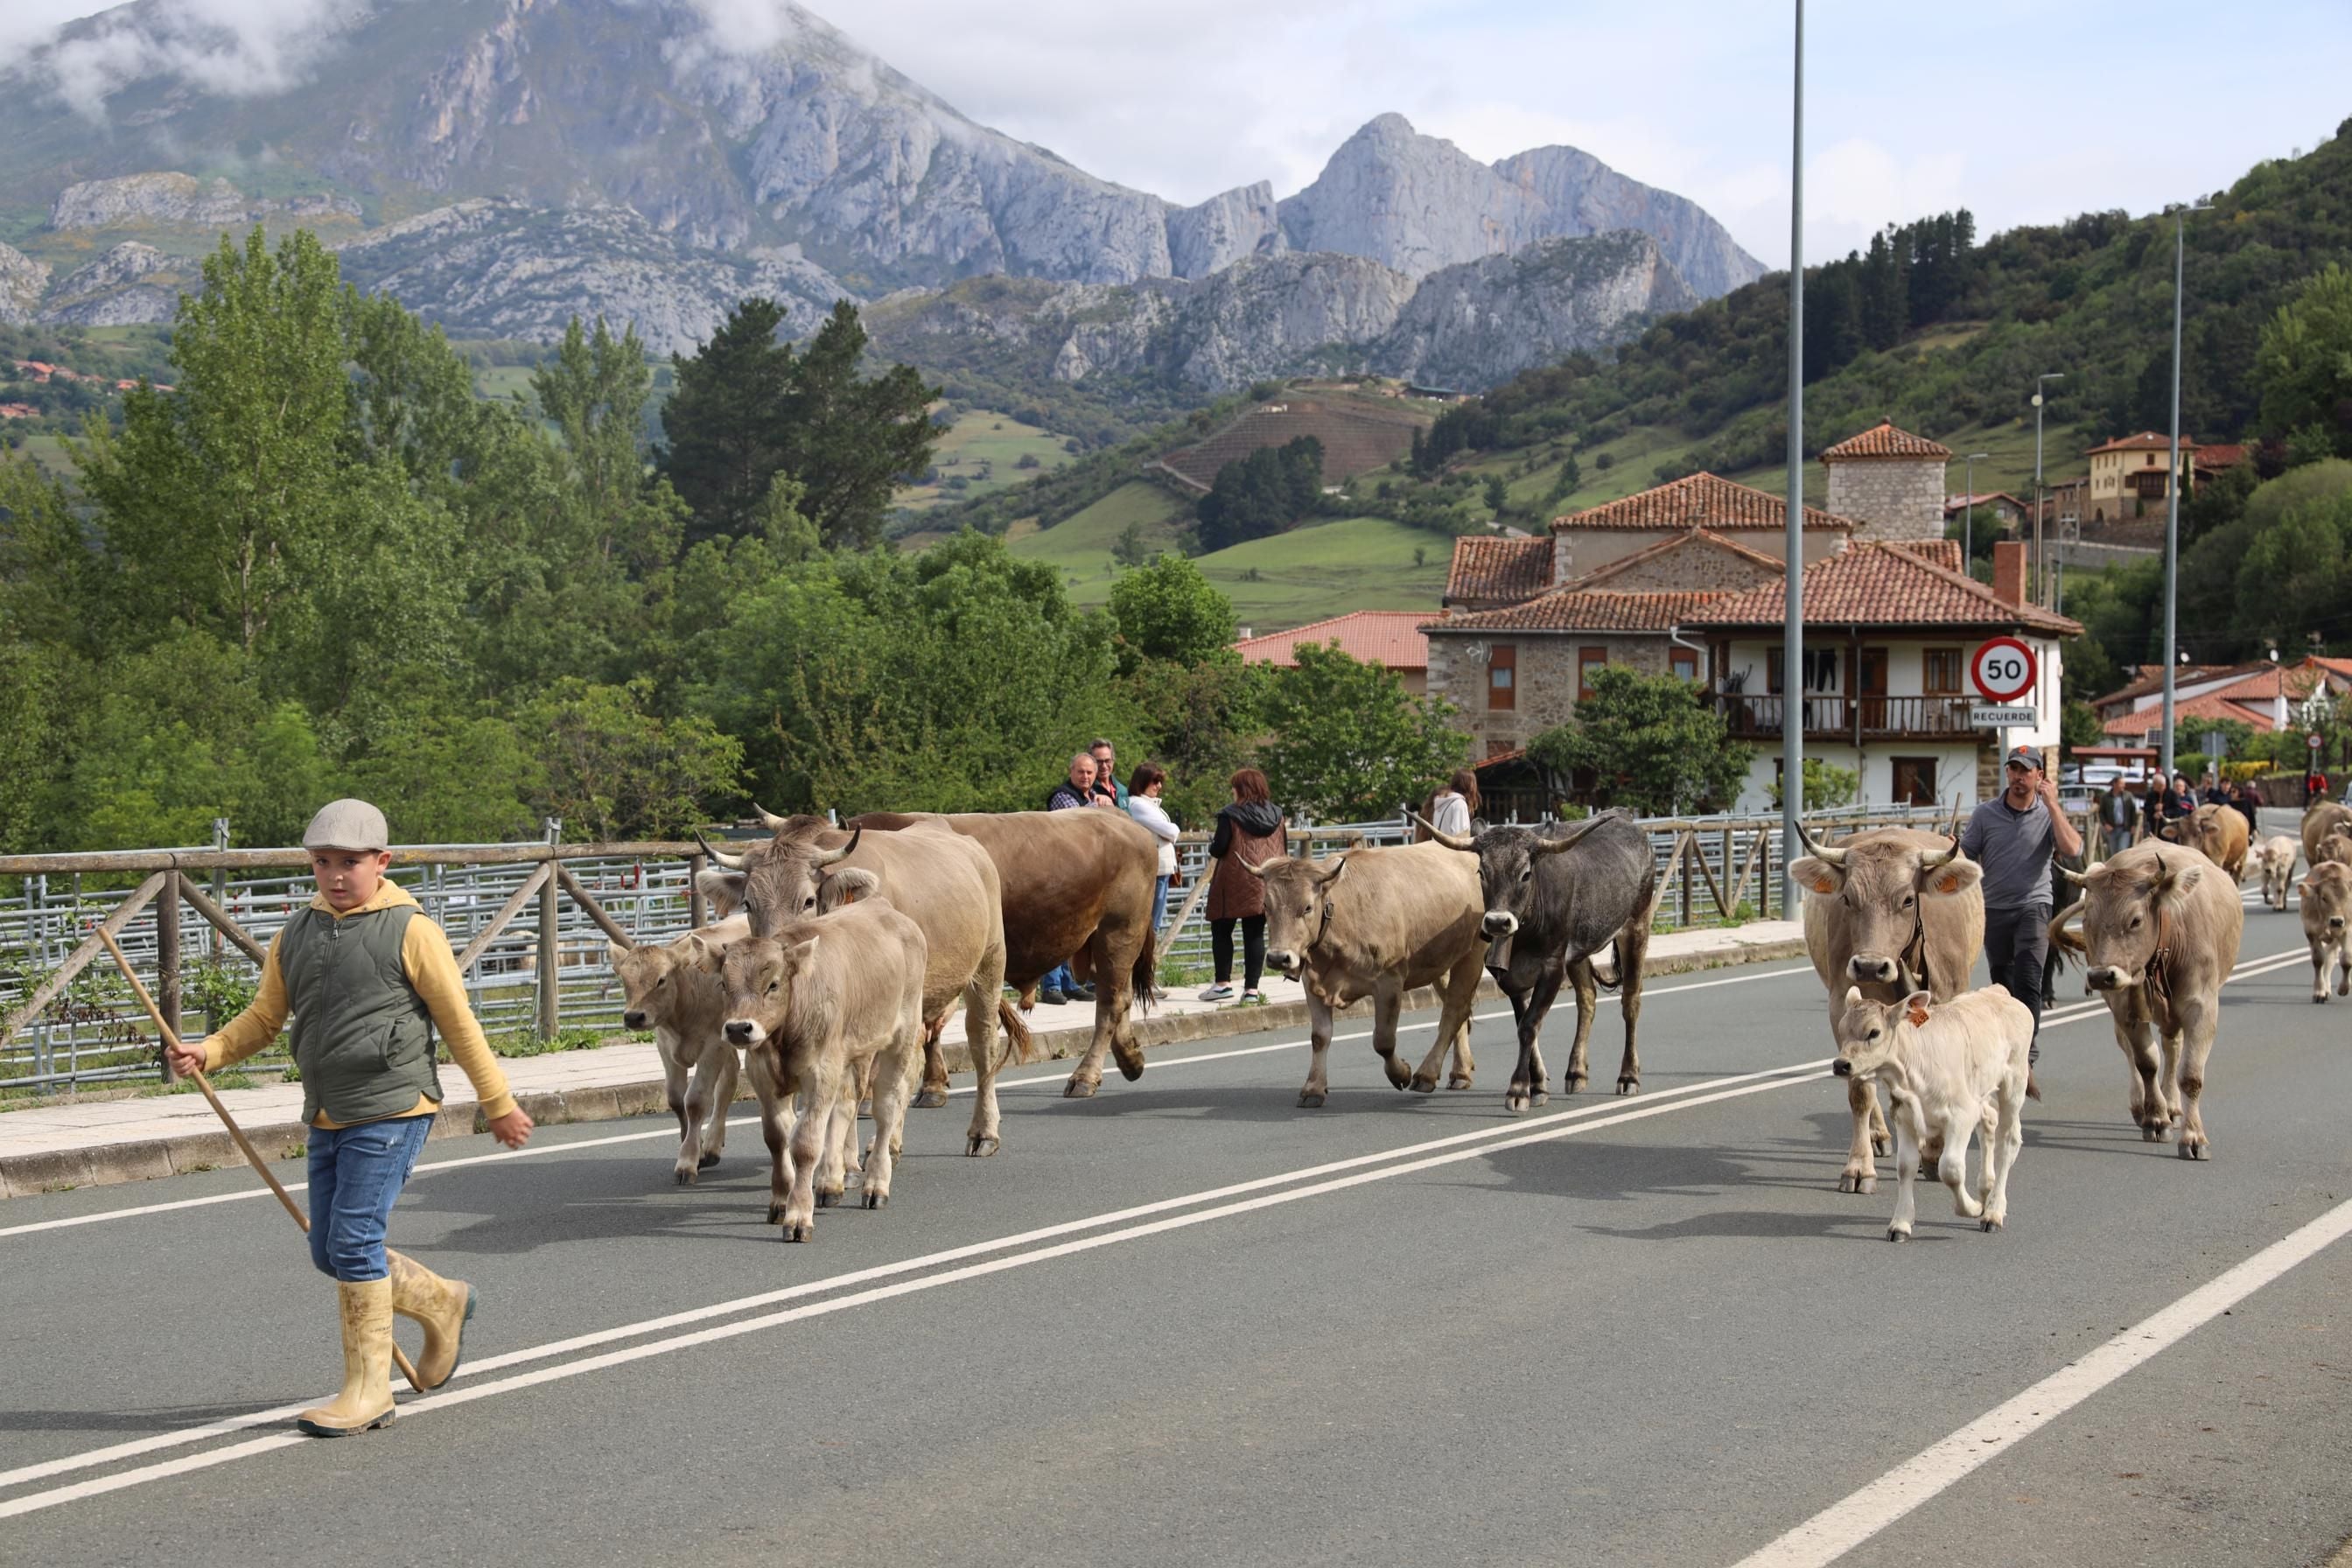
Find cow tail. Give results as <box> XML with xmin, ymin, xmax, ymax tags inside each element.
<box><xmin>996</xmin><ymin>998</ymin><xmax>1037</xmax><ymax>1068</ymax></box>
<box><xmin>1131</xmin><ymin>922</ymin><xmax>1160</xmax><ymax>1014</ymax></box>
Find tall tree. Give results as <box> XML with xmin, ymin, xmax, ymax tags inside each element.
<box><xmin>780</xmin><ymin>300</ymin><xmax>942</xmax><ymax>550</ymax></box>
<box><xmin>1256</xmin><ymin>641</ymin><xmax>1468</xmax><ymax>822</ymax></box>
<box><xmin>657</xmin><ymin>297</ymin><xmax>797</xmax><ymax>546</ymax></box>
<box><xmin>1526</xmin><ymin>666</ymin><xmax>1749</xmax><ymax>816</ymax></box>
<box><xmin>2257</xmin><ymin>262</ymin><xmax>2352</xmax><ymax>459</ymax></box>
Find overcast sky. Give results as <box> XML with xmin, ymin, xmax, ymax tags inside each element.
<box><xmin>4</xmin><ymin>0</ymin><xmax>2346</xmax><ymax>267</ymax></box>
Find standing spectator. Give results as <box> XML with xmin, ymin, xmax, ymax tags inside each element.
<box><xmin>2100</xmin><ymin>776</ymin><xmax>2138</xmax><ymax>853</ymax></box>
<box><xmin>2225</xmin><ymin>780</ymin><xmax>2260</xmax><ymax>837</ymax></box>
<box><xmin>1127</xmin><ymin>763</ymin><xmax>1180</xmax><ymax>932</ymax></box>
<box><xmin>1427</xmin><ymin>768</ymin><xmax>1480</xmax><ymax>840</ymax></box>
<box><xmin>1960</xmin><ymin>745</ymin><xmax>2082</xmax><ymax>1069</ymax></box>
<box><xmin>2306</xmin><ymin>766</ymin><xmax>2329</xmax><ymax>807</ymax></box>
<box><xmin>1088</xmin><ymin>738</ymin><xmax>1129</xmax><ymax>809</ymax></box>
<box><xmin>1200</xmin><ymin>767</ymin><xmax>1285</xmax><ymax>1004</ymax></box>
<box><xmin>1037</xmin><ymin>753</ymin><xmax>1098</xmax><ymax>1004</ymax></box>
<box><xmin>2148</xmin><ymin>773</ymin><xmax>2195</xmax><ymax>840</ymax></box>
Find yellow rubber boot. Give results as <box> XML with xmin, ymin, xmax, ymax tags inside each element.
<box><xmin>387</xmin><ymin>1250</ymin><xmax>474</xmax><ymax>1393</ymax></box>
<box><xmin>297</xmin><ymin>1278</ymin><xmax>397</xmax><ymax>1438</ymax></box>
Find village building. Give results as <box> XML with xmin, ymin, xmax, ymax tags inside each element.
<box><xmin>1235</xmin><ymin>610</ymin><xmax>1430</xmax><ymax>696</ymax></box>
<box><xmin>2083</xmin><ymin>431</ymin><xmax>2197</xmax><ymax>522</ymax></box>
<box><xmin>1818</xmin><ymin>420</ymin><xmax>1953</xmax><ymax>541</ymax></box>
<box><xmin>1942</xmin><ymin>490</ymin><xmax>2030</xmax><ymax>532</ymax></box>
<box><xmin>2094</xmin><ymin>655</ymin><xmax>2352</xmax><ymax>742</ymax></box>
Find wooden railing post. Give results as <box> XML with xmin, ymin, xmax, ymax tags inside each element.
<box><xmin>687</xmin><ymin>853</ymin><xmax>707</xmax><ymax>930</ymax></box>
<box><xmin>537</xmin><ymin>822</ymin><xmax>562</xmax><ymax>1040</ymax></box>
<box><xmin>156</xmin><ymin>871</ymin><xmax>182</xmax><ymax>1082</ymax></box>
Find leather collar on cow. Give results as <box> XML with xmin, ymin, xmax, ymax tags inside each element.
<box><xmin>2143</xmin><ymin>906</ymin><xmax>2177</xmax><ymax>1013</ymax></box>
<box><xmin>1900</xmin><ymin>902</ymin><xmax>1933</xmax><ymax>997</ymax></box>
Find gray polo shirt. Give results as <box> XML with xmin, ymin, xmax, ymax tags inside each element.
<box><xmin>1961</xmin><ymin>794</ymin><xmax>2055</xmax><ymax>913</ymax></box>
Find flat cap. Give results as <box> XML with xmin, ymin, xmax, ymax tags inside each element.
<box><xmin>303</xmin><ymin>799</ymin><xmax>390</xmax><ymax>852</ymax></box>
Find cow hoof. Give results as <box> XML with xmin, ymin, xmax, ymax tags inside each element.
<box><xmin>1063</xmin><ymin>1078</ymin><xmax>1098</xmax><ymax>1100</ymax></box>
<box><xmin>1886</xmin><ymin>1227</ymin><xmax>1911</xmax><ymax>1242</ymax></box>
<box><xmin>2179</xmin><ymin>1141</ymin><xmax>2208</xmax><ymax>1161</ymax></box>
<box><xmin>1838</xmin><ymin>1171</ymin><xmax>1877</xmax><ymax>1195</ymax></box>
<box><xmin>2142</xmin><ymin>1125</ymin><xmax>2167</xmax><ymax>1142</ymax></box>
<box><xmin>1446</xmin><ymin>1074</ymin><xmax>1473</xmax><ymax>1091</ymax></box>
<box><xmin>1298</xmin><ymin>1090</ymin><xmax>1326</xmax><ymax>1109</ymax></box>
<box><xmin>1408</xmin><ymin>1074</ymin><xmax>1439</xmax><ymax>1094</ymax></box>
<box><xmin>816</xmin><ymin>1190</ymin><xmax>841</xmax><ymax>1209</ymax></box>
<box><xmin>698</xmin><ymin>1151</ymin><xmax>721</xmax><ymax>1169</ymax></box>
<box><xmin>1114</xmin><ymin>1050</ymin><xmax>1146</xmax><ymax>1082</ymax></box>
<box><xmin>1528</xmin><ymin>1089</ymin><xmax>1548</xmax><ymax>1108</ymax></box>
<box><xmin>1981</xmin><ymin>1215</ymin><xmax>2005</xmax><ymax>1233</ymax></box>
<box><xmin>766</xmin><ymin>1203</ymin><xmax>786</xmax><ymax>1225</ymax></box>
<box><xmin>1616</xmin><ymin>1077</ymin><xmax>1638</xmax><ymax>1096</ymax></box>
<box><xmin>863</xmin><ymin>1192</ymin><xmax>886</xmax><ymax>1210</ymax></box>
<box><xmin>966</xmin><ymin>1135</ymin><xmax>1000</xmax><ymax>1158</ymax></box>
<box><xmin>1504</xmin><ymin>1092</ymin><xmax>1530</xmax><ymax>1115</ymax></box>
<box><xmin>914</xmin><ymin>1088</ymin><xmax>948</xmax><ymax>1110</ymax></box>
<box><xmin>781</xmin><ymin>1223</ymin><xmax>813</xmax><ymax>1242</ymax></box>
<box><xmin>673</xmin><ymin>1167</ymin><xmax>696</xmax><ymax>1186</ymax></box>
<box><xmin>1871</xmin><ymin>1135</ymin><xmax>1893</xmax><ymax>1158</ymax></box>
<box><xmin>1563</xmin><ymin>1074</ymin><xmax>1588</xmax><ymax>1095</ymax></box>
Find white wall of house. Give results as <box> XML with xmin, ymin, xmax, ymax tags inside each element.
<box><xmin>1728</xmin><ymin>744</ymin><xmax>1986</xmax><ymax>816</ymax></box>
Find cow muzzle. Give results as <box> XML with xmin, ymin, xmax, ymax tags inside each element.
<box><xmin>622</xmin><ymin>1009</ymin><xmax>648</xmax><ymax>1031</ymax></box>
<box><xmin>1480</xmin><ymin>911</ymin><xmax>1519</xmax><ymax>940</ymax></box>
<box><xmin>723</xmin><ymin>1018</ymin><xmax>765</xmax><ymax>1046</ymax></box>
<box><xmin>2329</xmin><ymin>916</ymin><xmax>2348</xmax><ymax>933</ymax></box>
<box><xmin>2085</xmin><ymin>965</ymin><xmax>2128</xmax><ymax>992</ymax></box>
<box><xmin>1831</xmin><ymin>1057</ymin><xmax>1854</xmax><ymax>1077</ymax></box>
<box><xmin>1847</xmin><ymin>955</ymin><xmax>1900</xmax><ymax>985</ymax></box>
<box><xmin>1265</xmin><ymin>949</ymin><xmax>1300</xmax><ymax>978</ymax></box>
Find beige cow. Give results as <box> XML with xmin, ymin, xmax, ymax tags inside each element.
<box><xmin>718</xmin><ymin>883</ymin><xmax>928</xmax><ymax>1242</ymax></box>
<box><xmin>2299</xmin><ymin>862</ymin><xmax>2352</xmax><ymax>1003</ymax></box>
<box><xmin>2300</xmin><ymin>801</ymin><xmax>2352</xmax><ymax>868</ymax></box>
<box><xmin>2050</xmin><ymin>841</ymin><xmax>2245</xmax><ymax>1158</ymax></box>
<box><xmin>607</xmin><ymin>915</ymin><xmax>751</xmax><ymax>1184</ymax></box>
<box><xmin>2160</xmin><ymin>802</ymin><xmax>2250</xmax><ymax>881</ymax></box>
<box><xmin>1790</xmin><ymin>824</ymin><xmax>1986</xmax><ymax>1195</ymax></box>
<box><xmin>1831</xmin><ymin>984</ymin><xmax>2034</xmax><ymax>1241</ymax></box>
<box><xmin>2256</xmin><ymin>836</ymin><xmax>2301</xmax><ymax>911</ymax></box>
<box><xmin>1247</xmin><ymin>842</ymin><xmax>1487</xmax><ymax>1108</ymax></box>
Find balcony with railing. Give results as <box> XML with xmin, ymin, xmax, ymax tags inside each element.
<box><xmin>1714</xmin><ymin>693</ymin><xmax>1981</xmax><ymax>742</ymax></box>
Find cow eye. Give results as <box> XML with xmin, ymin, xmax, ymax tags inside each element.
<box><xmin>1519</xmin><ymin>867</ymin><xmax>1533</xmax><ymax>884</ymax></box>
<box><xmin>2129</xmin><ymin>914</ymin><xmax>2143</xmax><ymax>928</ymax></box>
<box><xmin>1866</xmin><ymin>1028</ymin><xmax>1880</xmax><ymax>1040</ymax></box>
<box><xmin>766</xmin><ymin>981</ymin><xmax>778</xmax><ymax>995</ymax></box>
<box><xmin>1900</xmin><ymin>894</ymin><xmax>1914</xmax><ymax>908</ymax></box>
<box><xmin>654</xmin><ymin>975</ymin><xmax>667</xmax><ymax>987</ymax></box>
<box><xmin>801</xmin><ymin>894</ymin><xmax>817</xmax><ymax>913</ymax></box>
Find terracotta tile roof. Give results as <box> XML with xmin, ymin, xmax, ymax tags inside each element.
<box><xmin>2085</xmin><ymin>430</ymin><xmax>2197</xmax><ymax>455</ymax></box>
<box><xmin>1943</xmin><ymin>491</ymin><xmax>2028</xmax><ymax>514</ymax></box>
<box><xmin>1443</xmin><ymin>536</ymin><xmax>1553</xmax><ymax>606</ymax></box>
<box><xmin>1551</xmin><ymin>472</ymin><xmax>1856</xmax><ymax>533</ymax></box>
<box><xmin>2090</xmin><ymin>662</ymin><xmax>2250</xmax><ymax>709</ymax></box>
<box><xmin>2193</xmin><ymin>443</ymin><xmax>2249</xmax><ymax>470</ymax></box>
<box><xmin>1236</xmin><ymin>611</ymin><xmax>1430</xmax><ymax>670</ymax></box>
<box><xmin>1564</xmin><ymin>527</ymin><xmax>1782</xmax><ymax>589</ymax></box>
<box><xmin>2102</xmin><ymin>693</ymin><xmax>2277</xmax><ymax>736</ymax></box>
<box><xmin>1686</xmin><ymin>541</ymin><xmax>2084</xmax><ymax>634</ymax></box>
<box><xmin>1819</xmin><ymin>420</ymin><xmax>1953</xmax><ymax>461</ymax></box>
<box><xmin>2203</xmin><ymin>668</ymin><xmax>2292</xmax><ymax>704</ymax></box>
<box><xmin>1474</xmin><ymin>746</ymin><xmax>1527</xmax><ymax>769</ymax></box>
<box><xmin>1886</xmin><ymin>539</ymin><xmax>1965</xmax><ymax>573</ymax></box>
<box><xmin>1424</xmin><ymin>589</ymin><xmax>1724</xmax><ymax>634</ymax></box>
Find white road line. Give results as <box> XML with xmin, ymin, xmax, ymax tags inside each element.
<box><xmin>0</xmin><ymin>1067</ymin><xmax>1830</xmax><ymax>1520</ymax></box>
<box><xmin>0</xmin><ymin>962</ymin><xmax>1818</xmax><ymax>1241</ymax></box>
<box><xmin>0</xmin><ymin>1055</ymin><xmax>1829</xmax><ymax>1493</ymax></box>
<box><xmin>1729</xmin><ymin>1194</ymin><xmax>2352</xmax><ymax>1568</ymax></box>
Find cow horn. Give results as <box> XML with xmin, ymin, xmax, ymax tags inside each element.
<box><xmin>695</xmin><ymin>830</ymin><xmax>746</xmax><ymax>872</ymax></box>
<box><xmin>1409</xmin><ymin>810</ymin><xmax>1476</xmax><ymax>852</ymax></box>
<box><xmin>2059</xmin><ymin>863</ymin><xmax>2090</xmax><ymax>886</ymax></box>
<box><xmin>754</xmin><ymin>804</ymin><xmax>792</xmax><ymax>831</ymax></box>
<box><xmin>1240</xmin><ymin>854</ymin><xmax>1270</xmax><ymax>878</ymax></box>
<box><xmin>810</xmin><ymin>828</ymin><xmax>861</xmax><ymax>867</ymax></box>
<box><xmin>1921</xmin><ymin>835</ymin><xmax>1961</xmax><ymax>870</ymax></box>
<box><xmin>1796</xmin><ymin>818</ymin><xmax>1848</xmax><ymax>865</ymax></box>
<box><xmin>1532</xmin><ymin>816</ymin><xmax>1610</xmax><ymax>857</ymax></box>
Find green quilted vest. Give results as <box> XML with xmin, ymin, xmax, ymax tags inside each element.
<box><xmin>277</xmin><ymin>904</ymin><xmax>443</xmax><ymax>1125</ymax></box>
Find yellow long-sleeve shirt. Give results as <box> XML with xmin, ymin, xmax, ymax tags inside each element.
<box><xmin>200</xmin><ymin>880</ymin><xmax>520</xmax><ymax>1128</ymax></box>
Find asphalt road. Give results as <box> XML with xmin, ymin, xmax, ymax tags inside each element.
<box><xmin>3</xmin><ymin>887</ymin><xmax>2348</xmax><ymax>1568</ymax></box>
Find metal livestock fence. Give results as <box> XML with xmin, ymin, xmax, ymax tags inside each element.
<box><xmin>1</xmin><ymin>803</ymin><xmax>2011</xmax><ymax>1096</ymax></box>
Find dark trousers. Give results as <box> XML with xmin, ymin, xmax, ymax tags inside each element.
<box><xmin>1211</xmin><ymin>915</ymin><xmax>1266</xmax><ymax>990</ymax></box>
<box><xmin>1984</xmin><ymin>902</ymin><xmax>2052</xmax><ymax>1053</ymax></box>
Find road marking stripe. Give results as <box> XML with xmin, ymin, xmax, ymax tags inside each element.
<box><xmin>0</xmin><ymin>1054</ymin><xmax>1829</xmax><ymax>1492</ymax></box>
<box><xmin>1729</xmin><ymin>1194</ymin><xmax>2352</xmax><ymax>1568</ymax></box>
<box><xmin>0</xmin><ymin>962</ymin><xmax>1818</xmax><ymax>1242</ymax></box>
<box><xmin>0</xmin><ymin>1068</ymin><xmax>1830</xmax><ymax>1519</ymax></box>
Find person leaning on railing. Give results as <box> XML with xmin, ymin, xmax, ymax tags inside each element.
<box><xmin>164</xmin><ymin>799</ymin><xmax>533</xmax><ymax>1440</ymax></box>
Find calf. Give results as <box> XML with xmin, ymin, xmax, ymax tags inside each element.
<box><xmin>2256</xmin><ymin>836</ymin><xmax>2301</xmax><ymax>912</ymax></box>
<box><xmin>1832</xmin><ymin>985</ymin><xmax>2034</xmax><ymax>1242</ymax></box>
<box><xmin>2300</xmin><ymin>861</ymin><xmax>2352</xmax><ymax>1004</ymax></box>
<box><xmin>606</xmin><ymin>915</ymin><xmax>751</xmax><ymax>1184</ymax></box>
<box><xmin>719</xmin><ymin>886</ymin><xmax>928</xmax><ymax>1242</ymax></box>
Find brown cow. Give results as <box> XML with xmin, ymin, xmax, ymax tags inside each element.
<box><xmin>718</xmin><ymin>889</ymin><xmax>928</xmax><ymax>1241</ymax></box>
<box><xmin>2299</xmin><ymin>861</ymin><xmax>2352</xmax><ymax>1003</ymax></box>
<box><xmin>697</xmin><ymin>815</ymin><xmax>1023</xmax><ymax>1157</ymax></box>
<box><xmin>1247</xmin><ymin>841</ymin><xmax>1487</xmax><ymax>1107</ymax></box>
<box><xmin>846</xmin><ymin>809</ymin><xmax>1160</xmax><ymax>1100</ymax></box>
<box><xmin>2048</xmin><ymin>840</ymin><xmax>2244</xmax><ymax>1158</ymax></box>
<box><xmin>606</xmin><ymin>915</ymin><xmax>750</xmax><ymax>1184</ymax></box>
<box><xmin>2303</xmin><ymin>801</ymin><xmax>2352</xmax><ymax>868</ymax></box>
<box><xmin>2160</xmin><ymin>802</ymin><xmax>2250</xmax><ymax>880</ymax></box>
<box><xmin>1790</xmin><ymin>824</ymin><xmax>1986</xmax><ymax>1195</ymax></box>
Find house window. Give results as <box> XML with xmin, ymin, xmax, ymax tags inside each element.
<box><xmin>1924</xmin><ymin>647</ymin><xmax>1964</xmax><ymax>695</ymax></box>
<box><xmin>1578</xmin><ymin>646</ymin><xmax>1608</xmax><ymax>702</ymax></box>
<box><xmin>1891</xmin><ymin>757</ymin><xmax>1939</xmax><ymax>808</ymax></box>
<box><xmin>1670</xmin><ymin>647</ymin><xmax>1699</xmax><ymax>682</ymax></box>
<box><xmin>1488</xmin><ymin>643</ymin><xmax>1516</xmax><ymax>710</ymax></box>
<box><xmin>1774</xmin><ymin>648</ymin><xmax>1838</xmax><ymax>692</ymax></box>
<box><xmin>1767</xmin><ymin>647</ymin><xmax>1784</xmax><ymax>695</ymax></box>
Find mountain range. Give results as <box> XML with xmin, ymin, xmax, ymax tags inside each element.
<box><xmin>0</xmin><ymin>0</ymin><xmax>1764</xmax><ymax>391</ymax></box>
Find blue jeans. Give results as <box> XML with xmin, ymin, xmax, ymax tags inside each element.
<box><xmin>1151</xmin><ymin>875</ymin><xmax>1171</xmax><ymax>932</ymax></box>
<box><xmin>1040</xmin><ymin>962</ymin><xmax>1074</xmax><ymax>996</ymax></box>
<box><xmin>306</xmin><ymin>1115</ymin><xmax>434</xmax><ymax>1282</ymax></box>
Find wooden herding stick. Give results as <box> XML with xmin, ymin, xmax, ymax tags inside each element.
<box><xmin>94</xmin><ymin>924</ymin><xmax>425</xmax><ymax>1391</ymax></box>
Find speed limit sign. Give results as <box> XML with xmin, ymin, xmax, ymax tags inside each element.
<box><xmin>1971</xmin><ymin>638</ymin><xmax>2037</xmax><ymax>704</ymax></box>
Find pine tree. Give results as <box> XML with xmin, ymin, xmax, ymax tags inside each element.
<box><xmin>658</xmin><ymin>298</ymin><xmax>796</xmax><ymax>547</ymax></box>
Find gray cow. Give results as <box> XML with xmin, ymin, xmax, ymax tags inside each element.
<box><xmin>1418</xmin><ymin>810</ymin><xmax>1659</xmax><ymax>1111</ymax></box>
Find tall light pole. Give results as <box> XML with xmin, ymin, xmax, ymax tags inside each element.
<box><xmin>1959</xmin><ymin>450</ymin><xmax>1990</xmax><ymax>573</ymax></box>
<box><xmin>2032</xmin><ymin>372</ymin><xmax>2064</xmax><ymax>604</ymax></box>
<box><xmin>1781</xmin><ymin>0</ymin><xmax>1805</xmax><ymax>915</ymax></box>
<box><xmin>2159</xmin><ymin>201</ymin><xmax>2213</xmax><ymax>781</ymax></box>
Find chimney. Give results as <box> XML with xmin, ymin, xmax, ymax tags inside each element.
<box><xmin>1992</xmin><ymin>541</ymin><xmax>2027</xmax><ymax>607</ymax></box>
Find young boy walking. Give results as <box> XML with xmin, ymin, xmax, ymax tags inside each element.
<box><xmin>165</xmin><ymin>800</ymin><xmax>535</xmax><ymax>1437</ymax></box>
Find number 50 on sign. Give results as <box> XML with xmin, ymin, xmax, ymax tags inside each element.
<box><xmin>1970</xmin><ymin>638</ymin><xmax>2037</xmax><ymax>704</ymax></box>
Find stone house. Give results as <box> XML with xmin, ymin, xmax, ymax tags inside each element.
<box><xmin>1819</xmin><ymin>420</ymin><xmax>1953</xmax><ymax>541</ymax></box>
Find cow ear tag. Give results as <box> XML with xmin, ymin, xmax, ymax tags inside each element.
<box><xmin>1934</xmin><ymin>874</ymin><xmax>1960</xmax><ymax>895</ymax></box>
<box><xmin>1812</xmin><ymin>878</ymin><xmax>1836</xmax><ymax>894</ymax></box>
<box><xmin>1905</xmin><ymin>1004</ymin><xmax>1929</xmax><ymax>1028</ymax></box>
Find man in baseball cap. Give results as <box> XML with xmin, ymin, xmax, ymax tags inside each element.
<box><xmin>165</xmin><ymin>798</ymin><xmax>533</xmax><ymax>1437</ymax></box>
<box><xmin>1959</xmin><ymin>743</ymin><xmax>2084</xmax><ymax>1082</ymax></box>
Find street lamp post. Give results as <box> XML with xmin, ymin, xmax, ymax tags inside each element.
<box><xmin>2032</xmin><ymin>373</ymin><xmax>2063</xmax><ymax>605</ymax></box>
<box><xmin>1781</xmin><ymin>0</ymin><xmax>1805</xmax><ymax>917</ymax></box>
<box><xmin>1959</xmin><ymin>450</ymin><xmax>1990</xmax><ymax>572</ymax></box>
<box><xmin>2159</xmin><ymin>201</ymin><xmax>2214</xmax><ymax>781</ymax></box>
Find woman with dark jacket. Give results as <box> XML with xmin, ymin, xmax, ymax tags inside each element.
<box><xmin>1200</xmin><ymin>767</ymin><xmax>1286</xmax><ymax>1004</ymax></box>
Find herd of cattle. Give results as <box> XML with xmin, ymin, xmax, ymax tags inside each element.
<box><xmin>598</xmin><ymin>798</ymin><xmax>2352</xmax><ymax>1245</ymax></box>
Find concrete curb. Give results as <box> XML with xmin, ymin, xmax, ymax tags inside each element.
<box><xmin>0</xmin><ymin>937</ymin><xmax>1809</xmax><ymax>1200</ymax></box>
